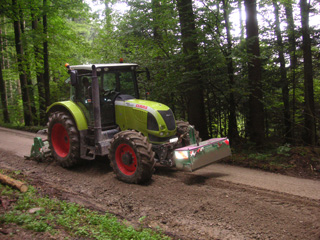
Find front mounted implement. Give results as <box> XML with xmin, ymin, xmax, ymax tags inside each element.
<box><xmin>174</xmin><ymin>127</ymin><xmax>231</xmax><ymax>172</ymax></box>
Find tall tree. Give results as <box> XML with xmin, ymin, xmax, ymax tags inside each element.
<box><xmin>19</xmin><ymin>8</ymin><xmax>38</xmax><ymax>125</ymax></box>
<box><xmin>151</xmin><ymin>0</ymin><xmax>163</xmax><ymax>42</ymax></box>
<box><xmin>284</xmin><ymin>0</ymin><xmax>297</xmax><ymax>140</ymax></box>
<box><xmin>238</xmin><ymin>0</ymin><xmax>245</xmax><ymax>40</ymax></box>
<box><xmin>43</xmin><ymin>0</ymin><xmax>50</xmax><ymax>107</ymax></box>
<box><xmin>300</xmin><ymin>0</ymin><xmax>316</xmax><ymax>145</ymax></box>
<box><xmin>244</xmin><ymin>0</ymin><xmax>264</xmax><ymax>145</ymax></box>
<box><xmin>222</xmin><ymin>0</ymin><xmax>239</xmax><ymax>143</ymax></box>
<box><xmin>176</xmin><ymin>0</ymin><xmax>209</xmax><ymax>140</ymax></box>
<box><xmin>12</xmin><ymin>0</ymin><xmax>33</xmax><ymax>126</ymax></box>
<box><xmin>31</xmin><ymin>9</ymin><xmax>46</xmax><ymax>125</ymax></box>
<box><xmin>0</xmin><ymin>23</ymin><xmax>10</xmax><ymax>123</ymax></box>
<box><xmin>273</xmin><ymin>0</ymin><xmax>291</xmax><ymax>142</ymax></box>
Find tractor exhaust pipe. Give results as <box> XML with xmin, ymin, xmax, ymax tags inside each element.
<box><xmin>91</xmin><ymin>65</ymin><xmax>102</xmax><ymax>144</ymax></box>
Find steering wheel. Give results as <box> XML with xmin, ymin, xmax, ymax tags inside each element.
<box><xmin>102</xmin><ymin>89</ymin><xmax>113</xmax><ymax>97</ymax></box>
<box><xmin>102</xmin><ymin>89</ymin><xmax>120</xmax><ymax>102</ymax></box>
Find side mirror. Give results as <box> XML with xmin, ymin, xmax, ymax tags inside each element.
<box><xmin>70</xmin><ymin>70</ymin><xmax>78</xmax><ymax>86</ymax></box>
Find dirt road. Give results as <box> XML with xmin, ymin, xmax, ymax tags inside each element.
<box><xmin>0</xmin><ymin>127</ymin><xmax>320</xmax><ymax>239</ymax></box>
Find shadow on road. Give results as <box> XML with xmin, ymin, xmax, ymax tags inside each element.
<box><xmin>69</xmin><ymin>156</ymin><xmax>113</xmax><ymax>175</ymax></box>
<box><xmin>182</xmin><ymin>172</ymin><xmax>229</xmax><ymax>185</ymax></box>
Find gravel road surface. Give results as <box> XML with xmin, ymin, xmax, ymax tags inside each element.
<box><xmin>0</xmin><ymin>126</ymin><xmax>319</xmax><ymax>239</ymax></box>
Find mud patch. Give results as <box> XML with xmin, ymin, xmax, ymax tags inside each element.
<box><xmin>1</xmin><ymin>150</ymin><xmax>320</xmax><ymax>240</ymax></box>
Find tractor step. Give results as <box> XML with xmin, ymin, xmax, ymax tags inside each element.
<box><xmin>174</xmin><ymin>137</ymin><xmax>231</xmax><ymax>172</ymax></box>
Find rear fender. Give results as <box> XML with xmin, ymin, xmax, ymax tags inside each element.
<box><xmin>47</xmin><ymin>101</ymin><xmax>88</xmax><ymax>131</ymax></box>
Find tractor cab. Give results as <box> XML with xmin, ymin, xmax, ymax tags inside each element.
<box><xmin>68</xmin><ymin>64</ymin><xmax>139</xmax><ymax>129</ymax></box>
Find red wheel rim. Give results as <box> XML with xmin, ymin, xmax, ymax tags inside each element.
<box><xmin>115</xmin><ymin>143</ymin><xmax>137</xmax><ymax>176</ymax></box>
<box><xmin>51</xmin><ymin>123</ymin><xmax>70</xmax><ymax>158</ymax></box>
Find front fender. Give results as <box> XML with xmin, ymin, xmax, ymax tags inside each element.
<box><xmin>47</xmin><ymin>101</ymin><xmax>88</xmax><ymax>131</ymax></box>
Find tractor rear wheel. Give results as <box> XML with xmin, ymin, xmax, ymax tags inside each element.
<box><xmin>108</xmin><ymin>130</ymin><xmax>155</xmax><ymax>184</ymax></box>
<box><xmin>48</xmin><ymin>111</ymin><xmax>80</xmax><ymax>167</ymax></box>
<box><xmin>176</xmin><ymin>120</ymin><xmax>201</xmax><ymax>146</ymax></box>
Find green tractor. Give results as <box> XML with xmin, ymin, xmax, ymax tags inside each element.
<box><xmin>46</xmin><ymin>63</ymin><xmax>231</xmax><ymax>184</ymax></box>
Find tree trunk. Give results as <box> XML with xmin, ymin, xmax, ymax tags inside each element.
<box><xmin>32</xmin><ymin>15</ymin><xmax>46</xmax><ymax>126</ymax></box>
<box><xmin>244</xmin><ymin>0</ymin><xmax>264</xmax><ymax>146</ymax></box>
<box><xmin>0</xmin><ymin>25</ymin><xmax>10</xmax><ymax>123</ymax></box>
<box><xmin>13</xmin><ymin>0</ymin><xmax>33</xmax><ymax>126</ymax></box>
<box><xmin>273</xmin><ymin>0</ymin><xmax>291</xmax><ymax>142</ymax></box>
<box><xmin>222</xmin><ymin>0</ymin><xmax>239</xmax><ymax>144</ymax></box>
<box><xmin>300</xmin><ymin>0</ymin><xmax>316</xmax><ymax>145</ymax></box>
<box><xmin>238</xmin><ymin>0</ymin><xmax>245</xmax><ymax>40</ymax></box>
<box><xmin>151</xmin><ymin>0</ymin><xmax>162</xmax><ymax>42</ymax></box>
<box><xmin>176</xmin><ymin>0</ymin><xmax>209</xmax><ymax>140</ymax></box>
<box><xmin>43</xmin><ymin>0</ymin><xmax>50</xmax><ymax>108</ymax></box>
<box><xmin>206</xmin><ymin>90</ymin><xmax>213</xmax><ymax>137</ymax></box>
<box><xmin>284</xmin><ymin>1</ymin><xmax>297</xmax><ymax>141</ymax></box>
<box><xmin>20</xmin><ymin>11</ymin><xmax>38</xmax><ymax>126</ymax></box>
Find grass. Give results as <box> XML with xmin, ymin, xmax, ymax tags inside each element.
<box><xmin>0</xmin><ymin>171</ymin><xmax>171</xmax><ymax>240</ymax></box>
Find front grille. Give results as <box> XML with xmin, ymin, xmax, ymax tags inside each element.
<box><xmin>147</xmin><ymin>112</ymin><xmax>159</xmax><ymax>131</ymax></box>
<box><xmin>159</xmin><ymin>109</ymin><xmax>176</xmax><ymax>130</ymax></box>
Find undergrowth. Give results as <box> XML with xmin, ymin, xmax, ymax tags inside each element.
<box><xmin>0</xmin><ymin>123</ymin><xmax>45</xmax><ymax>133</ymax></box>
<box><xmin>224</xmin><ymin>143</ymin><xmax>320</xmax><ymax>178</ymax></box>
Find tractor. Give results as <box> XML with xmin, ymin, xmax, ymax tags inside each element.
<box><xmin>45</xmin><ymin>62</ymin><xmax>231</xmax><ymax>184</ymax></box>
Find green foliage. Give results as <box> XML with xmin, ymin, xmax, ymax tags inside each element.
<box><xmin>277</xmin><ymin>144</ymin><xmax>291</xmax><ymax>156</ymax></box>
<box><xmin>0</xmin><ymin>122</ymin><xmax>46</xmax><ymax>132</ymax></box>
<box><xmin>248</xmin><ymin>153</ymin><xmax>272</xmax><ymax>161</ymax></box>
<box><xmin>0</xmin><ymin>0</ymin><xmax>320</xmax><ymax>145</ymax></box>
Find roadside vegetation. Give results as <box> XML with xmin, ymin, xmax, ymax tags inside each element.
<box><xmin>223</xmin><ymin>143</ymin><xmax>320</xmax><ymax>180</ymax></box>
<box><xmin>0</xmin><ymin>170</ymin><xmax>171</xmax><ymax>240</ymax></box>
<box><xmin>0</xmin><ymin>123</ymin><xmax>45</xmax><ymax>133</ymax></box>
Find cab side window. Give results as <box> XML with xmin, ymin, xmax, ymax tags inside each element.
<box><xmin>81</xmin><ymin>77</ymin><xmax>92</xmax><ymax>99</ymax></box>
<box><xmin>119</xmin><ymin>72</ymin><xmax>135</xmax><ymax>96</ymax></box>
<box><xmin>102</xmin><ymin>73</ymin><xmax>116</xmax><ymax>91</ymax></box>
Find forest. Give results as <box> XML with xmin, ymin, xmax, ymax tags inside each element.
<box><xmin>0</xmin><ymin>0</ymin><xmax>319</xmax><ymax>147</ymax></box>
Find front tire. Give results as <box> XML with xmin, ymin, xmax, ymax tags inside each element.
<box><xmin>176</xmin><ymin>120</ymin><xmax>201</xmax><ymax>146</ymax></box>
<box><xmin>108</xmin><ymin>130</ymin><xmax>155</xmax><ymax>184</ymax></box>
<box><xmin>48</xmin><ymin>111</ymin><xmax>80</xmax><ymax>167</ymax></box>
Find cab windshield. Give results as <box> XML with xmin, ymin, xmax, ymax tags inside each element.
<box><xmin>101</xmin><ymin>70</ymin><xmax>138</xmax><ymax>98</ymax></box>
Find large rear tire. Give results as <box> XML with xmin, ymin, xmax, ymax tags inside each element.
<box><xmin>108</xmin><ymin>130</ymin><xmax>155</xmax><ymax>184</ymax></box>
<box><xmin>176</xmin><ymin>120</ymin><xmax>201</xmax><ymax>146</ymax></box>
<box><xmin>48</xmin><ymin>111</ymin><xmax>80</xmax><ymax>167</ymax></box>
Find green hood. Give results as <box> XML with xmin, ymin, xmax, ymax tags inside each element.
<box><xmin>115</xmin><ymin>99</ymin><xmax>176</xmax><ymax>143</ymax></box>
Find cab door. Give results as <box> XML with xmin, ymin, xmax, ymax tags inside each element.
<box><xmin>100</xmin><ymin>72</ymin><xmax>117</xmax><ymax>128</ymax></box>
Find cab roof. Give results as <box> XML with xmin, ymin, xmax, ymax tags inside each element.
<box><xmin>70</xmin><ymin>63</ymin><xmax>138</xmax><ymax>71</ymax></box>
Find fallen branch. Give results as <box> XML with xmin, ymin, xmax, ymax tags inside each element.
<box><xmin>0</xmin><ymin>173</ymin><xmax>28</xmax><ymax>193</ymax></box>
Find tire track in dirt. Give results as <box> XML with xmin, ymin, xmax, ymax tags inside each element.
<box><xmin>1</xmin><ymin>127</ymin><xmax>320</xmax><ymax>239</ymax></box>
<box><xmin>1</xmin><ymin>150</ymin><xmax>320</xmax><ymax>240</ymax></box>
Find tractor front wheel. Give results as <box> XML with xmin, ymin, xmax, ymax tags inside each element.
<box><xmin>108</xmin><ymin>130</ymin><xmax>155</xmax><ymax>184</ymax></box>
<box><xmin>48</xmin><ymin>111</ymin><xmax>80</xmax><ymax>167</ymax></box>
<box><xmin>176</xmin><ymin>120</ymin><xmax>201</xmax><ymax>146</ymax></box>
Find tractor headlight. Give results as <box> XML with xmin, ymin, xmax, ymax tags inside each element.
<box><xmin>174</xmin><ymin>151</ymin><xmax>189</xmax><ymax>160</ymax></box>
<box><xmin>147</xmin><ymin>112</ymin><xmax>159</xmax><ymax>131</ymax></box>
